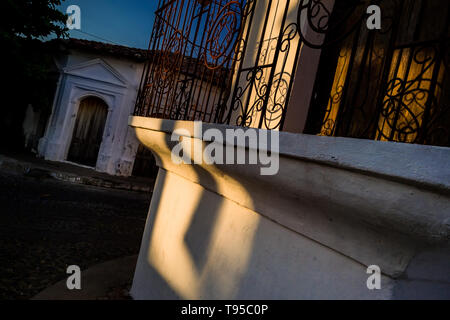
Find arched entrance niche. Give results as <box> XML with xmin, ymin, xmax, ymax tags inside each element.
<box><xmin>68</xmin><ymin>96</ymin><xmax>108</xmax><ymax>167</ymax></box>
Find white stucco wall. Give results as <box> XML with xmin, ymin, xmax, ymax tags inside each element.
<box><xmin>38</xmin><ymin>50</ymin><xmax>145</xmax><ymax>176</ymax></box>
<box><xmin>132</xmin><ymin>168</ymin><xmax>393</xmax><ymax>300</ymax></box>
<box><xmin>129</xmin><ymin>117</ymin><xmax>450</xmax><ymax>300</ymax></box>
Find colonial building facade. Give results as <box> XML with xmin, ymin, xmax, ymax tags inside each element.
<box><xmin>130</xmin><ymin>0</ymin><xmax>450</xmax><ymax>299</ymax></box>
<box><xmin>36</xmin><ymin>39</ymin><xmax>148</xmax><ymax>176</ymax></box>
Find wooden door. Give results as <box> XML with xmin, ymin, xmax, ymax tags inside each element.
<box><xmin>68</xmin><ymin>97</ymin><xmax>108</xmax><ymax>167</ymax></box>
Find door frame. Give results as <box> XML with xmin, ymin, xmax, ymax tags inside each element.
<box><xmin>64</xmin><ymin>91</ymin><xmax>113</xmax><ymax>169</ymax></box>
<box><xmin>67</xmin><ymin>95</ymin><xmax>110</xmax><ymax>167</ymax></box>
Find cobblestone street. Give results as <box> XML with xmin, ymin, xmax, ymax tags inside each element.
<box><xmin>0</xmin><ymin>169</ymin><xmax>151</xmax><ymax>300</ymax></box>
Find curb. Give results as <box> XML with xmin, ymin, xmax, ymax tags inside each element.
<box><xmin>0</xmin><ymin>156</ymin><xmax>152</xmax><ymax>193</ymax></box>
<box><xmin>48</xmin><ymin>171</ymin><xmax>152</xmax><ymax>193</ymax></box>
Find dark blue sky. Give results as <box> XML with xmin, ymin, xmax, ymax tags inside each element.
<box><xmin>58</xmin><ymin>0</ymin><xmax>157</xmax><ymax>49</ymax></box>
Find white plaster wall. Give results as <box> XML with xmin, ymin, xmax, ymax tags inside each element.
<box><xmin>39</xmin><ymin>51</ymin><xmax>145</xmax><ymax>176</ymax></box>
<box><xmin>129</xmin><ymin>117</ymin><xmax>450</xmax><ymax>300</ymax></box>
<box><xmin>132</xmin><ymin>168</ymin><xmax>393</xmax><ymax>300</ymax></box>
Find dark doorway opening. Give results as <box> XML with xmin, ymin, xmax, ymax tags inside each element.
<box><xmin>68</xmin><ymin>97</ymin><xmax>108</xmax><ymax>167</ymax></box>
<box><xmin>132</xmin><ymin>144</ymin><xmax>158</xmax><ymax>179</ymax></box>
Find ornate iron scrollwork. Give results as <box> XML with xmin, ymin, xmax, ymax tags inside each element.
<box><xmin>305</xmin><ymin>0</ymin><xmax>450</xmax><ymax>147</ymax></box>
<box><xmin>136</xmin><ymin>0</ymin><xmax>449</xmax><ymax>147</ymax></box>
<box><xmin>135</xmin><ymin>0</ymin><xmax>246</xmax><ymax>123</ymax></box>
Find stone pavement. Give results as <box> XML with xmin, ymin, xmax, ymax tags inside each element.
<box><xmin>0</xmin><ymin>168</ymin><xmax>151</xmax><ymax>299</ymax></box>
<box><xmin>0</xmin><ymin>153</ymin><xmax>154</xmax><ymax>193</ymax></box>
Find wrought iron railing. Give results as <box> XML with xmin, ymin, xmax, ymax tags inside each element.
<box><xmin>134</xmin><ymin>0</ymin><xmax>246</xmax><ymax>122</ymax></box>
<box><xmin>135</xmin><ymin>0</ymin><xmax>450</xmax><ymax>147</ymax></box>
<box><xmin>304</xmin><ymin>0</ymin><xmax>450</xmax><ymax>147</ymax></box>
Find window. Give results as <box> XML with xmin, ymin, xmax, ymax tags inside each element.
<box><xmin>305</xmin><ymin>0</ymin><xmax>450</xmax><ymax>147</ymax></box>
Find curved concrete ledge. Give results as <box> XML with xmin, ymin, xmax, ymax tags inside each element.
<box><xmin>129</xmin><ymin>116</ymin><xmax>450</xmax><ymax>193</ymax></box>
<box><xmin>129</xmin><ymin>116</ymin><xmax>450</xmax><ymax>299</ymax></box>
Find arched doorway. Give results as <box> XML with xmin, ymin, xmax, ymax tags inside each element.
<box><xmin>68</xmin><ymin>96</ymin><xmax>108</xmax><ymax>167</ymax></box>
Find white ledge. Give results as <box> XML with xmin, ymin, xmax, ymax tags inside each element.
<box><xmin>129</xmin><ymin>116</ymin><xmax>450</xmax><ymax>193</ymax></box>
<box><xmin>129</xmin><ymin>116</ymin><xmax>450</xmax><ymax>277</ymax></box>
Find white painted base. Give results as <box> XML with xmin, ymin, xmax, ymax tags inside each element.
<box><xmin>131</xmin><ymin>169</ymin><xmax>393</xmax><ymax>299</ymax></box>
<box><xmin>129</xmin><ymin>116</ymin><xmax>450</xmax><ymax>300</ymax></box>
